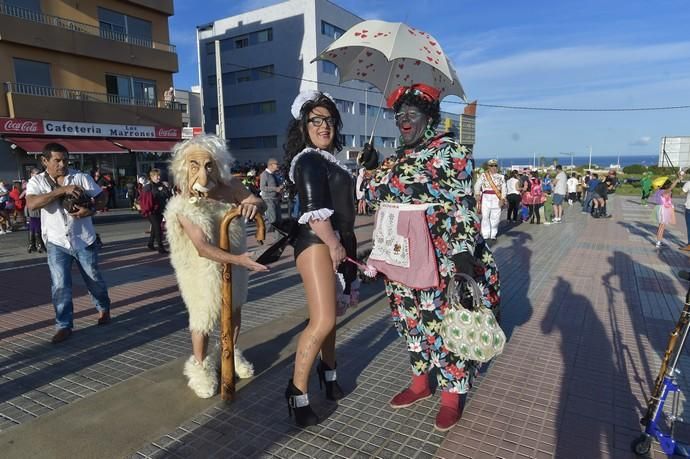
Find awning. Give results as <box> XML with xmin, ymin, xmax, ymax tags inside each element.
<box><xmin>111</xmin><ymin>139</ymin><xmax>179</xmax><ymax>152</ymax></box>
<box><xmin>4</xmin><ymin>136</ymin><xmax>126</xmax><ymax>154</ymax></box>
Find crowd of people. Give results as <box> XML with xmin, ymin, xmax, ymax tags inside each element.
<box><xmin>472</xmin><ymin>165</ymin><xmax>621</xmax><ymax>240</ymax></box>
<box><xmin>18</xmin><ymin>83</ymin><xmax>689</xmax><ymax>437</ymax></box>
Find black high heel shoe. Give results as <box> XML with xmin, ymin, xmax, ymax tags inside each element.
<box><xmin>316</xmin><ymin>360</ymin><xmax>344</xmax><ymax>401</ymax></box>
<box><xmin>285</xmin><ymin>379</ymin><xmax>318</xmax><ymax>427</ymax></box>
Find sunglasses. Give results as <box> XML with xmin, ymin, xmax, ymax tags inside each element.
<box><xmin>394</xmin><ymin>110</ymin><xmax>424</xmax><ymax>122</ymax></box>
<box><xmin>308</xmin><ymin>116</ymin><xmax>336</xmax><ymax>127</ymax></box>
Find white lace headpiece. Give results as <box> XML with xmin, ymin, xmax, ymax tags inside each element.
<box><xmin>290</xmin><ymin>90</ymin><xmax>335</xmax><ymax>119</ymax></box>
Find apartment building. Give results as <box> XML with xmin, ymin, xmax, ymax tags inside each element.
<box><xmin>196</xmin><ymin>0</ymin><xmax>403</xmax><ymax>166</ymax></box>
<box><xmin>0</xmin><ymin>0</ymin><xmax>181</xmax><ymax>186</ymax></box>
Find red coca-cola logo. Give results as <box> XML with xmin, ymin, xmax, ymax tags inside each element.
<box><xmin>156</xmin><ymin>127</ymin><xmax>180</xmax><ymax>138</ymax></box>
<box><xmin>2</xmin><ymin>118</ymin><xmax>42</xmax><ymax>133</ymax></box>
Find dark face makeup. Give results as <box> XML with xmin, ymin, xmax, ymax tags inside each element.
<box><xmin>395</xmin><ymin>103</ymin><xmax>429</xmax><ymax>147</ymax></box>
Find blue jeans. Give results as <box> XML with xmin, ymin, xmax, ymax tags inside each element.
<box><xmin>686</xmin><ymin>208</ymin><xmax>690</xmax><ymax>245</ymax></box>
<box><xmin>47</xmin><ymin>241</ymin><xmax>111</xmax><ymax>330</ymax></box>
<box><xmin>582</xmin><ymin>191</ymin><xmax>593</xmax><ymax>213</ymax></box>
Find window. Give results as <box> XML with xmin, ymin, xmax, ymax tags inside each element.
<box><xmin>321</xmin><ymin>21</ymin><xmax>345</xmax><ymax>39</ymax></box>
<box><xmin>179</xmin><ymin>103</ymin><xmax>188</xmax><ymax>113</ymax></box>
<box><xmin>335</xmin><ymin>99</ymin><xmax>354</xmax><ymax>114</ymax></box>
<box><xmin>206</xmin><ymin>42</ymin><xmax>215</xmax><ymax>55</ymax></box>
<box><xmin>207</xmin><ymin>74</ymin><xmax>216</xmax><ymax>86</ymax></box>
<box><xmin>98</xmin><ymin>7</ymin><xmax>152</xmax><ymax>46</ymax></box>
<box><xmin>105</xmin><ymin>74</ymin><xmax>156</xmax><ymax>105</ymax></box>
<box><xmin>3</xmin><ymin>0</ymin><xmax>41</xmax><ymax>11</ymax></box>
<box><xmin>218</xmin><ymin>28</ymin><xmax>274</xmax><ymax>52</ymax></box>
<box><xmin>339</xmin><ymin>135</ymin><xmax>355</xmax><ymax>147</ymax></box>
<box><xmin>228</xmin><ymin>136</ymin><xmax>277</xmax><ymax>150</ymax></box>
<box><xmin>254</xmin><ymin>29</ymin><xmax>272</xmax><ymax>44</ymax></box>
<box><xmin>382</xmin><ymin>137</ymin><xmax>396</xmax><ymax>148</ymax></box>
<box><xmin>226</xmin><ymin>101</ymin><xmax>275</xmax><ymax>117</ymax></box>
<box><xmin>322</xmin><ymin>61</ymin><xmax>338</xmax><ymax>76</ymax></box>
<box><xmin>222</xmin><ymin>65</ymin><xmax>274</xmax><ymax>85</ymax></box>
<box><xmin>13</xmin><ymin>58</ymin><xmax>51</xmax><ymax>87</ymax></box>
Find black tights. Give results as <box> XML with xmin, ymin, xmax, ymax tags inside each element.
<box><xmin>147</xmin><ymin>213</ymin><xmax>164</xmax><ymax>248</ymax></box>
<box><xmin>528</xmin><ymin>204</ymin><xmax>541</xmax><ymax>223</ymax></box>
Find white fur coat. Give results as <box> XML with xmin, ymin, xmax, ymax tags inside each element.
<box><xmin>165</xmin><ymin>195</ymin><xmax>248</xmax><ymax>334</ymax></box>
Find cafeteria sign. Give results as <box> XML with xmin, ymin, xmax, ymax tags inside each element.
<box><xmin>0</xmin><ymin>117</ymin><xmax>180</xmax><ymax>139</ymax></box>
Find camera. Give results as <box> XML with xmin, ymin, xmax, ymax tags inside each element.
<box><xmin>62</xmin><ymin>191</ymin><xmax>92</xmax><ymax>213</ymax></box>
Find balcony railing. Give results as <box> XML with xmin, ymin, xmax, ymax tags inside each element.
<box><xmin>0</xmin><ymin>4</ymin><xmax>176</xmax><ymax>53</ymax></box>
<box><xmin>5</xmin><ymin>82</ymin><xmax>184</xmax><ymax>112</ymax></box>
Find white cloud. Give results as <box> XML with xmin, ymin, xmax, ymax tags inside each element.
<box><xmin>460</xmin><ymin>41</ymin><xmax>690</xmax><ymax>80</ymax></box>
<box><xmin>630</xmin><ymin>136</ymin><xmax>652</xmax><ymax>146</ymax></box>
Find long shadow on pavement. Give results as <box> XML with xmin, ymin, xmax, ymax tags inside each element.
<box><xmin>0</xmin><ymin>285</ymin><xmax>181</xmax><ymax>341</ymax></box>
<box><xmin>541</xmin><ymin>277</ymin><xmax>629</xmax><ymax>458</ymax></box>
<box><xmin>492</xmin><ymin>231</ymin><xmax>533</xmax><ymax>340</ymax></box>
<box><xmin>0</xmin><ymin>297</ymin><xmax>188</xmax><ymax>405</ymax></box>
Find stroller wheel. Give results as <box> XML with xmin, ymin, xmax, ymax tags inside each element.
<box><xmin>631</xmin><ymin>433</ymin><xmax>652</xmax><ymax>456</ymax></box>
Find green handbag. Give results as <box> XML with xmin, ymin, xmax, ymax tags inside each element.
<box><xmin>439</xmin><ymin>273</ymin><xmax>505</xmax><ymax>363</ymax></box>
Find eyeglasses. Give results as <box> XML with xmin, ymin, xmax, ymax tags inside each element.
<box><xmin>308</xmin><ymin>116</ymin><xmax>336</xmax><ymax>127</ymax></box>
<box><xmin>394</xmin><ymin>110</ymin><xmax>424</xmax><ymax>122</ymax></box>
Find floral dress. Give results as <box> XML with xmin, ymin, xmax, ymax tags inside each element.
<box><xmin>365</xmin><ymin>134</ymin><xmax>501</xmax><ymax>394</ymax></box>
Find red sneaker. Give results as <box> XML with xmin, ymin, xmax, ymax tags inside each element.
<box><xmin>389</xmin><ymin>387</ymin><xmax>432</xmax><ymax>408</ymax></box>
<box><xmin>434</xmin><ymin>405</ymin><xmax>461</xmax><ymax>431</ymax></box>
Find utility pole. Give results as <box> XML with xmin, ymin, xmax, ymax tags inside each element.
<box><xmin>214</xmin><ymin>39</ymin><xmax>225</xmax><ymax>140</ymax></box>
<box><xmin>587</xmin><ymin>145</ymin><xmax>592</xmax><ymax>171</ymax></box>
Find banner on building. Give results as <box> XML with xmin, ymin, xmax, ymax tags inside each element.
<box><xmin>0</xmin><ymin>117</ymin><xmax>181</xmax><ymax>139</ymax></box>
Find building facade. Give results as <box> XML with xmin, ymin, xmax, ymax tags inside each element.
<box><xmin>196</xmin><ymin>0</ymin><xmax>402</xmax><ymax>166</ymax></box>
<box><xmin>0</xmin><ymin>0</ymin><xmax>181</xmax><ymax>191</ymax></box>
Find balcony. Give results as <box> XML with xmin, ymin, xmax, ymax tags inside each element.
<box><xmin>4</xmin><ymin>83</ymin><xmax>182</xmax><ymax>127</ymax></box>
<box><xmin>0</xmin><ymin>4</ymin><xmax>178</xmax><ymax>72</ymax></box>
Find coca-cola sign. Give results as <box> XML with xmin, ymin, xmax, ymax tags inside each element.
<box><xmin>156</xmin><ymin>127</ymin><xmax>180</xmax><ymax>138</ymax></box>
<box><xmin>0</xmin><ymin>117</ymin><xmax>180</xmax><ymax>139</ymax></box>
<box><xmin>1</xmin><ymin>118</ymin><xmax>43</xmax><ymax>134</ymax></box>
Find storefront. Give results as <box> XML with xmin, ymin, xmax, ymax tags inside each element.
<box><xmin>0</xmin><ymin>117</ymin><xmax>180</xmax><ymax>202</ymax></box>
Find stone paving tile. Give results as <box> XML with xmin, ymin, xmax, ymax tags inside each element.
<box><xmin>0</xmin><ymin>215</ymin><xmax>376</xmax><ymax>432</ymax></box>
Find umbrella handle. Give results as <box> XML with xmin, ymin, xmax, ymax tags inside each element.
<box><xmin>368</xmin><ymin>63</ymin><xmax>396</xmax><ymax>145</ymax></box>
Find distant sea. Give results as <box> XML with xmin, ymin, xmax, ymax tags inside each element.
<box><xmin>475</xmin><ymin>154</ymin><xmax>659</xmax><ymax>168</ymax></box>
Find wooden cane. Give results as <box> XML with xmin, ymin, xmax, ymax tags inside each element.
<box><xmin>219</xmin><ymin>208</ymin><xmax>265</xmax><ymax>401</ymax></box>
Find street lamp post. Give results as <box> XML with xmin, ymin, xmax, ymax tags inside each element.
<box><xmin>587</xmin><ymin>145</ymin><xmax>592</xmax><ymax>171</ymax></box>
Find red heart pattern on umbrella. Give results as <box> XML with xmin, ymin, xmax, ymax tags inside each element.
<box><xmin>313</xmin><ymin>19</ymin><xmax>465</xmax><ymax>102</ymax></box>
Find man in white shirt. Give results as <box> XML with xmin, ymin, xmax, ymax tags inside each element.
<box><xmin>25</xmin><ymin>143</ymin><xmax>111</xmax><ymax>344</ymax></box>
<box><xmin>552</xmin><ymin>165</ymin><xmax>568</xmax><ymax>222</ymax></box>
<box><xmin>473</xmin><ymin>159</ymin><xmax>507</xmax><ymax>240</ymax></box>
<box><xmin>566</xmin><ymin>173</ymin><xmax>579</xmax><ymax>205</ymax></box>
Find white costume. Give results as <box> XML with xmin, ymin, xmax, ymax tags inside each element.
<box><xmin>165</xmin><ymin>195</ymin><xmax>248</xmax><ymax>332</ymax></box>
<box><xmin>164</xmin><ymin>194</ymin><xmax>254</xmax><ymax>396</ymax></box>
<box><xmin>474</xmin><ymin>172</ymin><xmax>507</xmax><ymax>240</ymax></box>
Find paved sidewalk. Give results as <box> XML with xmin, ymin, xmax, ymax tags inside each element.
<box><xmin>1</xmin><ymin>196</ymin><xmax>690</xmax><ymax>458</ymax></box>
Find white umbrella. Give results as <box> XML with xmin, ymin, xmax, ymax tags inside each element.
<box><xmin>313</xmin><ymin>19</ymin><xmax>466</xmax><ymax>103</ymax></box>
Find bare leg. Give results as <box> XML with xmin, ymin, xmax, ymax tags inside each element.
<box><xmin>657</xmin><ymin>223</ymin><xmax>665</xmax><ymax>242</ymax></box>
<box><xmin>191</xmin><ymin>330</ymin><xmax>208</xmax><ymax>363</ymax></box>
<box><xmin>293</xmin><ymin>244</ymin><xmax>337</xmax><ymax>393</ymax></box>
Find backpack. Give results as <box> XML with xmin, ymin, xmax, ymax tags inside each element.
<box><xmin>138</xmin><ymin>190</ymin><xmax>155</xmax><ymax>217</ymax></box>
<box><xmin>542</xmin><ymin>177</ymin><xmax>552</xmax><ymax>193</ymax></box>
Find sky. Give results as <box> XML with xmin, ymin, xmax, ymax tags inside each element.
<box><xmin>169</xmin><ymin>0</ymin><xmax>690</xmax><ymax>158</ymax></box>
